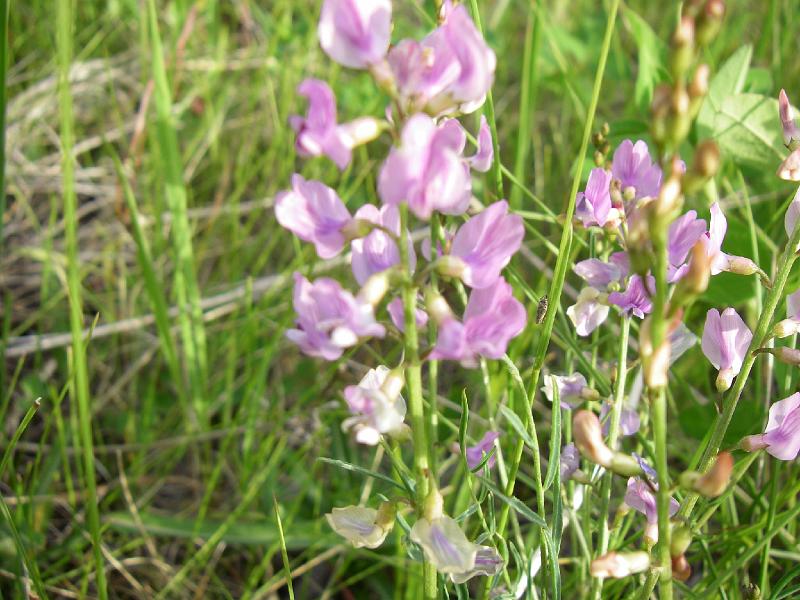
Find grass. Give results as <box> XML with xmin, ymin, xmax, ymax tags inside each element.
<box><xmin>3</xmin><ymin>0</ymin><xmax>800</xmax><ymax>598</ymax></box>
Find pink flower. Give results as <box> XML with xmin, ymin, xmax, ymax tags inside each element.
<box><xmin>567</xmin><ymin>287</ymin><xmax>610</xmax><ymax>337</ymax></box>
<box><xmin>342</xmin><ymin>366</ymin><xmax>406</xmax><ymax>445</ymax></box>
<box><xmin>575</xmin><ymin>168</ymin><xmax>615</xmax><ymax>228</ymax></box>
<box><xmin>574</xmin><ymin>253</ymin><xmax>628</xmax><ymax>289</ymax></box>
<box><xmin>542</xmin><ymin>373</ymin><xmax>588</xmax><ymax>409</ymax></box>
<box><xmin>286</xmin><ymin>273</ymin><xmax>385</xmax><ymax>360</ymax></box>
<box><xmin>378</xmin><ymin>114</ymin><xmax>471</xmax><ymax>219</ymax></box>
<box><xmin>560</xmin><ymin>443</ymin><xmax>580</xmax><ymax>480</ymax></box>
<box><xmin>430</xmin><ymin>277</ymin><xmax>526</xmax><ymax>366</ymax></box>
<box><xmin>600</xmin><ymin>402</ymin><xmax>640</xmax><ymax>437</ymax></box>
<box><xmin>779</xmin><ymin>89</ymin><xmax>800</xmax><ymax>147</ymax></box>
<box><xmin>350</xmin><ymin>204</ymin><xmax>414</xmax><ymax>285</ymax></box>
<box><xmin>743</xmin><ymin>393</ymin><xmax>800</xmax><ymax>460</ymax></box>
<box><xmin>318</xmin><ymin>0</ymin><xmax>391</xmax><ymax>69</ymax></box>
<box><xmin>624</xmin><ymin>477</ymin><xmax>679</xmax><ymax>542</ymax></box>
<box><xmin>387</xmin><ymin>5</ymin><xmax>495</xmax><ymax>115</ymax></box>
<box><xmin>290</xmin><ymin>79</ymin><xmax>381</xmax><ymax>170</ymax></box>
<box><xmin>467</xmin><ymin>116</ymin><xmax>493</xmax><ymax>172</ymax></box>
<box><xmin>465</xmin><ymin>431</ymin><xmax>500</xmax><ymax>469</ymax></box>
<box><xmin>275</xmin><ymin>175</ymin><xmax>353</xmax><ymax>259</ymax></box>
<box><xmin>386</xmin><ymin>297</ymin><xmax>428</xmax><ymax>332</ymax></box>
<box><xmin>701</xmin><ymin>308</ymin><xmax>753</xmax><ymax>392</ymax></box>
<box><xmin>608</xmin><ymin>275</ymin><xmax>654</xmax><ymax>319</ymax></box>
<box><xmin>667</xmin><ymin>210</ymin><xmax>707</xmax><ymax>281</ymax></box>
<box><xmin>611</xmin><ymin>139</ymin><xmax>662</xmax><ymax>199</ymax></box>
<box><xmin>447</xmin><ymin>200</ymin><xmax>524</xmax><ymax>289</ymax></box>
<box><xmin>702</xmin><ymin>202</ymin><xmax>732</xmax><ymax>275</ymax></box>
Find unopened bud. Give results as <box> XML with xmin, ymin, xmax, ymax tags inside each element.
<box><xmin>425</xmin><ymin>290</ymin><xmax>455</xmax><ymax>324</ymax></box>
<box><xmin>725</xmin><ymin>256</ymin><xmax>758</xmax><ymax>276</ymax></box>
<box><xmin>610</xmin><ymin>453</ymin><xmax>645</xmax><ymax>477</ymax></box>
<box><xmin>684</xmin><ymin>241</ymin><xmax>712</xmax><ymax>294</ymax></box>
<box><xmin>693</xmin><ymin>140</ymin><xmax>720</xmax><ymax>178</ymax></box>
<box><xmin>655</xmin><ymin>175</ymin><xmax>683</xmax><ymax>220</ymax></box>
<box><xmin>652</xmin><ymin>84</ymin><xmax>672</xmax><ymax>144</ymax></box>
<box><xmin>779</xmin><ymin>89</ymin><xmax>800</xmax><ymax>148</ymax></box>
<box><xmin>601</xmin><ymin>122</ymin><xmax>610</xmax><ymax>136</ymax></box>
<box><xmin>594</xmin><ymin>150</ymin><xmax>604</xmax><ymax>167</ymax></box>
<box><xmin>358</xmin><ymin>271</ymin><xmax>392</xmax><ymax>307</ymax></box>
<box><xmin>743</xmin><ymin>583</ymin><xmax>762</xmax><ymax>600</ymax></box>
<box><xmin>696</xmin><ymin>0</ymin><xmax>725</xmax><ymax>47</ymax></box>
<box><xmin>573</xmin><ymin>410</ymin><xmax>614</xmax><ymax>468</ymax></box>
<box><xmin>640</xmin><ymin>317</ymin><xmax>672</xmax><ymax>388</ymax></box>
<box><xmin>672</xmin><ymin>554</ymin><xmax>692</xmax><ymax>582</ymax></box>
<box><xmin>590</xmin><ymin>551</ymin><xmax>650</xmax><ymax>579</ymax></box>
<box><xmin>772</xmin><ymin>318</ymin><xmax>800</xmax><ymax>338</ymax></box>
<box><xmin>681</xmin><ymin>452</ymin><xmax>733</xmax><ymax>497</ymax></box>
<box><xmin>740</xmin><ymin>433</ymin><xmax>768</xmax><ymax>452</ymax></box>
<box><xmin>623</xmin><ymin>186</ymin><xmax>636</xmax><ymax>203</ymax></box>
<box><xmin>670</xmin><ymin>16</ymin><xmax>695</xmax><ymax>78</ymax></box>
<box><xmin>757</xmin><ymin>346</ymin><xmax>800</xmax><ymax>366</ymax></box>
<box><xmin>777</xmin><ymin>148</ymin><xmax>800</xmax><ymax>181</ymax></box>
<box><xmin>689</xmin><ymin>64</ymin><xmax>711</xmax><ymax>99</ymax></box>
<box><xmin>580</xmin><ymin>387</ymin><xmax>601</xmax><ymax>402</ymax></box>
<box><xmin>671</xmin><ymin>524</ymin><xmax>693</xmax><ymax>557</ymax></box>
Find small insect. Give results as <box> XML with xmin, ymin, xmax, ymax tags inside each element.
<box><xmin>536</xmin><ymin>295</ymin><xmax>549</xmax><ymax>324</ymax></box>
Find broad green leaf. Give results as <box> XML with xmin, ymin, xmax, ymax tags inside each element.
<box><xmin>712</xmin><ymin>93</ymin><xmax>784</xmax><ymax>169</ymax></box>
<box><xmin>697</xmin><ymin>44</ymin><xmax>753</xmax><ymax>134</ymax></box>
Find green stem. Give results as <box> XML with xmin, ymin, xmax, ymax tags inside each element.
<box><xmin>680</xmin><ymin>213</ymin><xmax>800</xmax><ymax>519</ymax></box>
<box><xmin>590</xmin><ymin>316</ymin><xmax>630</xmax><ymax>599</ymax></box>
<box><xmin>525</xmin><ymin>0</ymin><xmax>620</xmax><ymax>400</ymax></box>
<box><xmin>399</xmin><ymin>204</ymin><xmax>437</xmax><ymax>600</ymax></box>
<box><xmin>0</xmin><ymin>0</ymin><xmax>7</xmax><ymax>256</ymax></box>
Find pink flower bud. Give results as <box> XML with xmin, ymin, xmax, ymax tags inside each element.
<box><xmin>573</xmin><ymin>410</ymin><xmax>614</xmax><ymax>468</ymax></box>
<box><xmin>590</xmin><ymin>551</ymin><xmax>650</xmax><ymax>579</ymax></box>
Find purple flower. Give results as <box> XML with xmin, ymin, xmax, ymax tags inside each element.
<box><xmin>567</xmin><ymin>287</ymin><xmax>610</xmax><ymax>337</ymax></box>
<box><xmin>286</xmin><ymin>273</ymin><xmax>385</xmax><ymax>360</ymax></box>
<box><xmin>779</xmin><ymin>89</ymin><xmax>800</xmax><ymax>147</ymax></box>
<box><xmin>449</xmin><ymin>546</ymin><xmax>504</xmax><ymax>584</ymax></box>
<box><xmin>430</xmin><ymin>277</ymin><xmax>526</xmax><ymax>366</ymax></box>
<box><xmin>387</xmin><ymin>297</ymin><xmax>429</xmax><ymax>332</ymax></box>
<box><xmin>422</xmin><ymin>226</ymin><xmax>456</xmax><ymax>261</ymax></box>
<box><xmin>448</xmin><ymin>200</ymin><xmax>524</xmax><ymax>289</ymax></box>
<box><xmin>624</xmin><ymin>477</ymin><xmax>679</xmax><ymax>543</ymax></box>
<box><xmin>465</xmin><ymin>431</ymin><xmax>500</xmax><ymax>469</ymax></box>
<box><xmin>608</xmin><ymin>275</ymin><xmax>654</xmax><ymax>319</ymax></box>
<box><xmin>289</xmin><ymin>79</ymin><xmax>352</xmax><ymax>170</ymax></box>
<box><xmin>701</xmin><ymin>202</ymin><xmax>755</xmax><ymax>277</ymax></box>
<box><xmin>667</xmin><ymin>210</ymin><xmax>707</xmax><ymax>280</ymax></box>
<box><xmin>350</xmin><ymin>204</ymin><xmax>414</xmax><ymax>285</ymax></box>
<box><xmin>743</xmin><ymin>392</ymin><xmax>800</xmax><ymax>460</ymax></box>
<box><xmin>701</xmin><ymin>308</ymin><xmax>753</xmax><ymax>392</ymax></box>
<box><xmin>326</xmin><ymin>505</ymin><xmax>393</xmax><ymax>548</ymax></box>
<box><xmin>342</xmin><ymin>366</ymin><xmax>406</xmax><ymax>445</ymax></box>
<box><xmin>378</xmin><ymin>114</ymin><xmax>471</xmax><ymax>220</ymax></box>
<box><xmin>575</xmin><ymin>168</ymin><xmax>615</xmax><ymax>228</ymax></box>
<box><xmin>574</xmin><ymin>253</ymin><xmax>628</xmax><ymax>289</ymax></box>
<box><xmin>275</xmin><ymin>174</ymin><xmax>353</xmax><ymax>259</ymax></box>
<box><xmin>318</xmin><ymin>0</ymin><xmax>391</xmax><ymax>69</ymax></box>
<box><xmin>410</xmin><ymin>514</ymin><xmax>501</xmax><ymax>578</ymax></box>
<box><xmin>611</xmin><ymin>140</ymin><xmax>662</xmax><ymax>199</ymax></box>
<box><xmin>600</xmin><ymin>401</ymin><xmax>640</xmax><ymax>437</ymax></box>
<box><xmin>560</xmin><ymin>443</ymin><xmax>580</xmax><ymax>480</ymax></box>
<box><xmin>467</xmin><ymin>116</ymin><xmax>493</xmax><ymax>172</ymax></box>
<box><xmin>388</xmin><ymin>6</ymin><xmax>495</xmax><ymax>116</ymax></box>
<box><xmin>542</xmin><ymin>373</ymin><xmax>588</xmax><ymax>409</ymax></box>
<box><xmin>785</xmin><ymin>188</ymin><xmax>800</xmax><ymax>241</ymax></box>
<box><xmin>633</xmin><ymin>453</ymin><xmax>657</xmax><ymax>480</ymax></box>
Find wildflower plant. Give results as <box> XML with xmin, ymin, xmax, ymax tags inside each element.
<box><xmin>274</xmin><ymin>0</ymin><xmax>800</xmax><ymax>597</ymax></box>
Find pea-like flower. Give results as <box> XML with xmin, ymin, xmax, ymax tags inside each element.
<box><xmin>465</xmin><ymin>431</ymin><xmax>500</xmax><ymax>469</ymax></box>
<box><xmin>350</xmin><ymin>204</ymin><xmax>415</xmax><ymax>285</ymax></box>
<box><xmin>326</xmin><ymin>503</ymin><xmax>395</xmax><ymax>549</ymax></box>
<box><xmin>779</xmin><ymin>89</ymin><xmax>800</xmax><ymax>147</ymax></box>
<box><xmin>567</xmin><ymin>287</ymin><xmax>610</xmax><ymax>337</ymax></box>
<box><xmin>429</xmin><ymin>277</ymin><xmax>526</xmax><ymax>367</ymax></box>
<box><xmin>624</xmin><ymin>477</ymin><xmax>679</xmax><ymax>544</ymax></box>
<box><xmin>318</xmin><ymin>0</ymin><xmax>391</xmax><ymax>69</ymax></box>
<box><xmin>275</xmin><ymin>175</ymin><xmax>357</xmax><ymax>259</ymax></box>
<box><xmin>701</xmin><ymin>307</ymin><xmax>753</xmax><ymax>392</ymax></box>
<box><xmin>591</xmin><ymin>551</ymin><xmax>651</xmax><ymax>579</ymax></box>
<box><xmin>286</xmin><ymin>273</ymin><xmax>385</xmax><ymax>360</ymax></box>
<box><xmin>667</xmin><ymin>210</ymin><xmax>707</xmax><ymax>282</ymax></box>
<box><xmin>573</xmin><ymin>253</ymin><xmax>628</xmax><ymax>289</ymax></box>
<box><xmin>560</xmin><ymin>443</ymin><xmax>581</xmax><ymax>480</ymax></box>
<box><xmin>742</xmin><ymin>392</ymin><xmax>800</xmax><ymax>460</ymax></box>
<box><xmin>542</xmin><ymin>373</ymin><xmax>590</xmax><ymax>409</ymax></box>
<box><xmin>387</xmin><ymin>4</ymin><xmax>496</xmax><ymax>115</ymax></box>
<box><xmin>443</xmin><ymin>200</ymin><xmax>524</xmax><ymax>289</ymax></box>
<box><xmin>611</xmin><ymin>139</ymin><xmax>662</xmax><ymax>200</ymax></box>
<box><xmin>342</xmin><ymin>366</ymin><xmax>407</xmax><ymax>445</ymax></box>
<box><xmin>575</xmin><ymin>168</ymin><xmax>616</xmax><ymax>228</ymax></box>
<box><xmin>773</xmin><ymin>288</ymin><xmax>800</xmax><ymax>338</ymax></box>
<box><xmin>289</xmin><ymin>79</ymin><xmax>380</xmax><ymax>170</ymax></box>
<box><xmin>608</xmin><ymin>275</ymin><xmax>654</xmax><ymax>319</ymax></box>
<box><xmin>600</xmin><ymin>401</ymin><xmax>640</xmax><ymax>437</ymax></box>
<box><xmin>378</xmin><ymin>114</ymin><xmax>471</xmax><ymax>220</ymax></box>
<box><xmin>386</xmin><ymin>297</ymin><xmax>429</xmax><ymax>333</ymax></box>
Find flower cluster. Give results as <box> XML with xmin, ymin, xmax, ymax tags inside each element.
<box><xmin>276</xmin><ymin>0</ymin><xmax>515</xmax><ymax>585</ymax></box>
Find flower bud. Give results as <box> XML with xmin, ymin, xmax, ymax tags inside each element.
<box><xmin>590</xmin><ymin>551</ymin><xmax>650</xmax><ymax>579</ymax></box>
<box><xmin>779</xmin><ymin>89</ymin><xmax>800</xmax><ymax>148</ymax></box>
<box><xmin>684</xmin><ymin>241</ymin><xmax>712</xmax><ymax>294</ymax></box>
<box><xmin>740</xmin><ymin>433</ymin><xmax>768</xmax><ymax>452</ymax></box>
<box><xmin>655</xmin><ymin>175</ymin><xmax>683</xmax><ymax>221</ymax></box>
<box><xmin>640</xmin><ymin>317</ymin><xmax>672</xmax><ymax>389</ymax></box>
<box><xmin>580</xmin><ymin>387</ymin><xmax>601</xmax><ymax>402</ymax></box>
<box><xmin>759</xmin><ymin>346</ymin><xmax>800</xmax><ymax>366</ymax></box>
<box><xmin>778</xmin><ymin>149</ymin><xmax>800</xmax><ymax>182</ymax></box>
<box><xmin>689</xmin><ymin>64</ymin><xmax>710</xmax><ymax>99</ymax></box>
<box><xmin>670</xmin><ymin>16</ymin><xmax>695</xmax><ymax>78</ymax></box>
<box><xmin>670</xmin><ymin>524</ymin><xmax>693</xmax><ymax>557</ymax></box>
<box><xmin>672</xmin><ymin>553</ymin><xmax>692</xmax><ymax>582</ymax></box>
<box><xmin>693</xmin><ymin>139</ymin><xmax>720</xmax><ymax>178</ymax></box>
<box><xmin>680</xmin><ymin>452</ymin><xmax>733</xmax><ymax>497</ymax></box>
<box><xmin>573</xmin><ymin>410</ymin><xmax>614</xmax><ymax>468</ymax></box>
<box><xmin>423</xmin><ymin>487</ymin><xmax>444</xmax><ymax>521</ymax></box>
<box><xmin>772</xmin><ymin>318</ymin><xmax>800</xmax><ymax>338</ymax></box>
<box><xmin>610</xmin><ymin>453</ymin><xmax>646</xmax><ymax>477</ymax></box>
<box><xmin>696</xmin><ymin>0</ymin><xmax>725</xmax><ymax>47</ymax></box>
<box><xmin>742</xmin><ymin>583</ymin><xmax>762</xmax><ymax>600</ymax></box>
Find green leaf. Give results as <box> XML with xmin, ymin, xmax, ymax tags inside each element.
<box><xmin>477</xmin><ymin>477</ymin><xmax>547</xmax><ymax>528</ymax></box>
<box><xmin>317</xmin><ymin>457</ymin><xmax>406</xmax><ymax>490</ymax></box>
<box><xmin>698</xmin><ymin>44</ymin><xmax>753</xmax><ymax>131</ymax></box>
<box><xmin>498</xmin><ymin>404</ymin><xmax>534</xmax><ymax>448</ymax></box>
<box><xmin>623</xmin><ymin>7</ymin><xmax>665</xmax><ymax>111</ymax></box>
<box><xmin>543</xmin><ymin>378</ymin><xmax>561</xmax><ymax>491</ymax></box>
<box><xmin>712</xmin><ymin>93</ymin><xmax>784</xmax><ymax>169</ymax></box>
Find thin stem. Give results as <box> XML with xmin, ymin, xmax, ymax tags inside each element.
<box><xmin>525</xmin><ymin>0</ymin><xmax>620</xmax><ymax>400</ymax></box>
<box><xmin>590</xmin><ymin>316</ymin><xmax>630</xmax><ymax>599</ymax></box>
<box><xmin>680</xmin><ymin>213</ymin><xmax>800</xmax><ymax>519</ymax></box>
<box><xmin>652</xmin><ymin>387</ymin><xmax>672</xmax><ymax>597</ymax></box>
<box><xmin>399</xmin><ymin>204</ymin><xmax>437</xmax><ymax>600</ymax></box>
<box><xmin>57</xmin><ymin>0</ymin><xmax>108</xmax><ymax>596</ymax></box>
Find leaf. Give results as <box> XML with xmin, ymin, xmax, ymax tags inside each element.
<box><xmin>712</xmin><ymin>93</ymin><xmax>784</xmax><ymax>169</ymax></box>
<box><xmin>543</xmin><ymin>378</ymin><xmax>561</xmax><ymax>491</ymax></box>
<box><xmin>697</xmin><ymin>44</ymin><xmax>753</xmax><ymax>133</ymax></box>
<box><xmin>623</xmin><ymin>7</ymin><xmax>665</xmax><ymax>111</ymax></box>
<box><xmin>477</xmin><ymin>477</ymin><xmax>547</xmax><ymax>528</ymax></box>
<box><xmin>498</xmin><ymin>404</ymin><xmax>534</xmax><ymax>449</ymax></box>
<box><xmin>317</xmin><ymin>457</ymin><xmax>405</xmax><ymax>490</ymax></box>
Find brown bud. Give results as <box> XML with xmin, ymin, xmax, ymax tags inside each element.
<box><xmin>696</xmin><ymin>451</ymin><xmax>734</xmax><ymax>497</ymax></box>
<box><xmin>689</xmin><ymin>64</ymin><xmax>711</xmax><ymax>99</ymax></box>
<box><xmin>681</xmin><ymin>241</ymin><xmax>712</xmax><ymax>296</ymax></box>
<box><xmin>693</xmin><ymin>140</ymin><xmax>721</xmax><ymax>178</ymax></box>
<box><xmin>672</xmin><ymin>554</ymin><xmax>692</xmax><ymax>582</ymax></box>
<box><xmin>697</xmin><ymin>0</ymin><xmax>725</xmax><ymax>46</ymax></box>
<box><xmin>573</xmin><ymin>410</ymin><xmax>614</xmax><ymax>468</ymax></box>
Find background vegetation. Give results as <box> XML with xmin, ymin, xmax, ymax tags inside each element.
<box><xmin>3</xmin><ymin>0</ymin><xmax>800</xmax><ymax>597</ymax></box>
